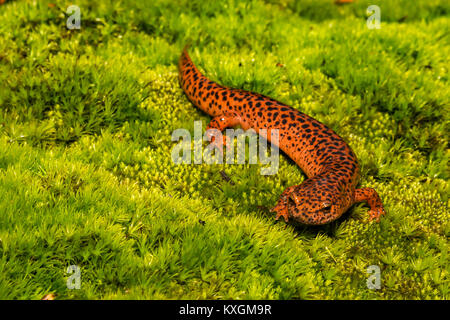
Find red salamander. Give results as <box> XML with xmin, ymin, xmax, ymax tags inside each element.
<box><xmin>178</xmin><ymin>47</ymin><xmax>386</xmax><ymax>225</ymax></box>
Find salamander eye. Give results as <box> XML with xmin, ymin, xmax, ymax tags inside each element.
<box><xmin>322</xmin><ymin>201</ymin><xmax>332</xmax><ymax>208</ymax></box>
<box><xmin>288</xmin><ymin>196</ymin><xmax>297</xmax><ymax>208</ymax></box>
<box><xmin>321</xmin><ymin>201</ymin><xmax>332</xmax><ymax>213</ymax></box>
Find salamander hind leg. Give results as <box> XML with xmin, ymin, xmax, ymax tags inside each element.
<box><xmin>205</xmin><ymin>112</ymin><xmax>242</xmax><ymax>155</ymax></box>
<box><xmin>354</xmin><ymin>187</ymin><xmax>386</xmax><ymax>222</ymax></box>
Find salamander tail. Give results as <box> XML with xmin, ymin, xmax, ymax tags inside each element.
<box><xmin>178</xmin><ymin>46</ymin><xmax>222</xmax><ymax>115</ymax></box>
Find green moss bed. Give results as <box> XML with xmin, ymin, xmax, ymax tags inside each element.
<box><xmin>0</xmin><ymin>0</ymin><xmax>448</xmax><ymax>299</ymax></box>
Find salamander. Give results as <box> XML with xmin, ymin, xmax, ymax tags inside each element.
<box><xmin>178</xmin><ymin>47</ymin><xmax>385</xmax><ymax>225</ymax></box>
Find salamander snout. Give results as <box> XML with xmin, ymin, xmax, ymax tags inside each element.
<box><xmin>272</xmin><ymin>177</ymin><xmax>351</xmax><ymax>225</ymax></box>
<box><xmin>282</xmin><ymin>178</ymin><xmax>344</xmax><ymax>225</ymax></box>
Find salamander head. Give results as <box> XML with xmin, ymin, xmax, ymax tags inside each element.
<box><xmin>286</xmin><ymin>177</ymin><xmax>348</xmax><ymax>225</ymax></box>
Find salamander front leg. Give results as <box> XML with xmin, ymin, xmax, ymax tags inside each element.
<box><xmin>270</xmin><ymin>185</ymin><xmax>298</xmax><ymax>222</ymax></box>
<box><xmin>354</xmin><ymin>187</ymin><xmax>386</xmax><ymax>222</ymax></box>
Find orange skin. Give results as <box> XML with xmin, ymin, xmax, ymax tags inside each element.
<box><xmin>178</xmin><ymin>47</ymin><xmax>385</xmax><ymax>225</ymax></box>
